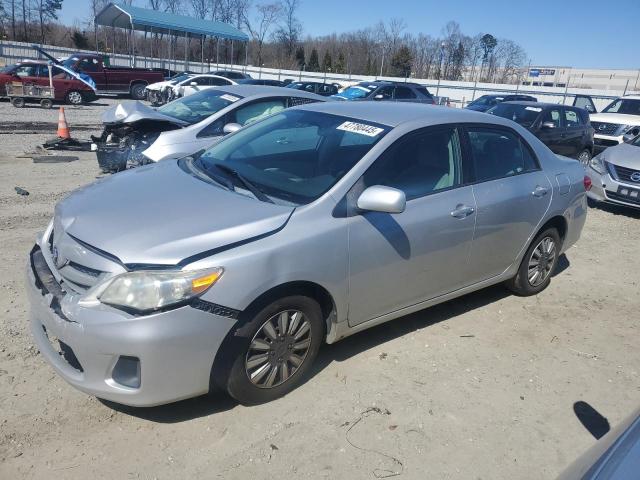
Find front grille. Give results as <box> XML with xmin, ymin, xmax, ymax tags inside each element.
<box><xmin>606</xmin><ymin>190</ymin><xmax>640</xmax><ymax>206</ymax></box>
<box><xmin>595</xmin><ymin>138</ymin><xmax>619</xmax><ymax>147</ymax></box>
<box><xmin>608</xmin><ymin>163</ymin><xmax>640</xmax><ymax>185</ymax></box>
<box><xmin>49</xmin><ymin>230</ymin><xmax>106</xmax><ymax>293</ymax></box>
<box><xmin>591</xmin><ymin>122</ymin><xmax>620</xmax><ymax>136</ymax></box>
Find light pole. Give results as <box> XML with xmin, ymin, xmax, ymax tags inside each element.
<box><xmin>436</xmin><ymin>42</ymin><xmax>445</xmax><ymax>97</ymax></box>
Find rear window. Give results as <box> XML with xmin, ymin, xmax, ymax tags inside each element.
<box><xmin>488</xmin><ymin>103</ymin><xmax>542</xmax><ymax>128</ymax></box>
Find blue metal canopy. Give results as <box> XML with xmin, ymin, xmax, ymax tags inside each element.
<box><xmin>95</xmin><ymin>3</ymin><xmax>249</xmax><ymax>41</ymax></box>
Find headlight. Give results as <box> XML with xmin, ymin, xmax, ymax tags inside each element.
<box><xmin>589</xmin><ymin>155</ymin><xmax>606</xmax><ymax>174</ymax></box>
<box><xmin>98</xmin><ymin>268</ymin><xmax>223</xmax><ymax>313</ymax></box>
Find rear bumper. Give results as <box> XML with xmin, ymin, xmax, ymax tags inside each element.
<box><xmin>27</xmin><ymin>245</ymin><xmax>238</xmax><ymax>407</ymax></box>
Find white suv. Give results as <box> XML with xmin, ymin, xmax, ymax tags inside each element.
<box><xmin>590</xmin><ymin>95</ymin><xmax>640</xmax><ymax>153</ymax></box>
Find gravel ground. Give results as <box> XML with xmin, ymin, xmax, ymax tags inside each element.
<box><xmin>0</xmin><ymin>98</ymin><xmax>639</xmax><ymax>479</ymax></box>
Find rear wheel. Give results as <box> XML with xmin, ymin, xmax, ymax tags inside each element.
<box><xmin>10</xmin><ymin>97</ymin><xmax>25</xmax><ymax>108</ymax></box>
<box><xmin>65</xmin><ymin>90</ymin><xmax>83</xmax><ymax>105</ymax></box>
<box><xmin>505</xmin><ymin>228</ymin><xmax>560</xmax><ymax>296</ymax></box>
<box><xmin>577</xmin><ymin>149</ymin><xmax>591</xmax><ymax>166</ymax></box>
<box><xmin>130</xmin><ymin>83</ymin><xmax>147</xmax><ymax>100</ymax></box>
<box><xmin>224</xmin><ymin>295</ymin><xmax>323</xmax><ymax>405</ymax></box>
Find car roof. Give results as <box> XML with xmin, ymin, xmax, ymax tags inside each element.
<box><xmin>622</xmin><ymin>95</ymin><xmax>640</xmax><ymax>100</ymax></box>
<box><xmin>358</xmin><ymin>81</ymin><xmax>424</xmax><ymax>88</ymax></box>
<box><xmin>294</xmin><ymin>101</ymin><xmax>510</xmax><ymax>128</ymax></box>
<box><xmin>214</xmin><ymin>84</ymin><xmax>326</xmax><ymax>100</ymax></box>
<box><xmin>502</xmin><ymin>101</ymin><xmax>571</xmax><ymax>108</ymax></box>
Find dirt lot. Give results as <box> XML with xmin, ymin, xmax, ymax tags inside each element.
<box><xmin>0</xmin><ymin>99</ymin><xmax>639</xmax><ymax>480</ymax></box>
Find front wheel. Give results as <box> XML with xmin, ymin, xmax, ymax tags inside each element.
<box><xmin>505</xmin><ymin>228</ymin><xmax>560</xmax><ymax>296</ymax></box>
<box><xmin>577</xmin><ymin>149</ymin><xmax>591</xmax><ymax>166</ymax></box>
<box><xmin>130</xmin><ymin>83</ymin><xmax>147</xmax><ymax>100</ymax></box>
<box><xmin>224</xmin><ymin>295</ymin><xmax>324</xmax><ymax>405</ymax></box>
<box><xmin>65</xmin><ymin>90</ymin><xmax>83</xmax><ymax>105</ymax></box>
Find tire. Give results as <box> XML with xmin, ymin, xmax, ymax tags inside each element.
<box><xmin>10</xmin><ymin>97</ymin><xmax>25</xmax><ymax>108</ymax></box>
<box><xmin>224</xmin><ymin>295</ymin><xmax>324</xmax><ymax>405</ymax></box>
<box><xmin>505</xmin><ymin>228</ymin><xmax>561</xmax><ymax>296</ymax></box>
<box><xmin>40</xmin><ymin>98</ymin><xmax>53</xmax><ymax>109</ymax></box>
<box><xmin>130</xmin><ymin>83</ymin><xmax>147</xmax><ymax>100</ymax></box>
<box><xmin>65</xmin><ymin>90</ymin><xmax>83</xmax><ymax>105</ymax></box>
<box><xmin>577</xmin><ymin>149</ymin><xmax>591</xmax><ymax>166</ymax></box>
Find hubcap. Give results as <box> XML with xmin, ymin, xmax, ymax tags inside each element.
<box><xmin>578</xmin><ymin>151</ymin><xmax>590</xmax><ymax>165</ymax></box>
<box><xmin>245</xmin><ymin>310</ymin><xmax>312</xmax><ymax>389</ymax></box>
<box><xmin>68</xmin><ymin>92</ymin><xmax>82</xmax><ymax>104</ymax></box>
<box><xmin>527</xmin><ymin>237</ymin><xmax>556</xmax><ymax>287</ymax></box>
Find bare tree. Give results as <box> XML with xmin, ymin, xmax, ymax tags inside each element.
<box><xmin>244</xmin><ymin>1</ymin><xmax>280</xmax><ymax>65</ymax></box>
<box><xmin>274</xmin><ymin>0</ymin><xmax>301</xmax><ymax>56</ymax></box>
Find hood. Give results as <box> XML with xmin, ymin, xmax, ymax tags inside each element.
<box><xmin>102</xmin><ymin>101</ymin><xmax>189</xmax><ymax>127</ymax></box>
<box><xmin>55</xmin><ymin>161</ymin><xmax>294</xmax><ymax>266</ymax></box>
<box><xmin>590</xmin><ymin>112</ymin><xmax>640</xmax><ymax>126</ymax></box>
<box><xmin>600</xmin><ymin>142</ymin><xmax>640</xmax><ymax>170</ymax></box>
<box><xmin>145</xmin><ymin>80</ymin><xmax>172</xmax><ymax>91</ymax></box>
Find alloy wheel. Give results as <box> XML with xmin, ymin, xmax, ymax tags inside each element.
<box><xmin>67</xmin><ymin>91</ymin><xmax>83</xmax><ymax>105</ymax></box>
<box><xmin>245</xmin><ymin>310</ymin><xmax>312</xmax><ymax>389</ymax></box>
<box><xmin>527</xmin><ymin>236</ymin><xmax>556</xmax><ymax>287</ymax></box>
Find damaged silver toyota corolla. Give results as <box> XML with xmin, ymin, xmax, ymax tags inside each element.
<box><xmin>93</xmin><ymin>85</ymin><xmax>326</xmax><ymax>173</ymax></box>
<box><xmin>28</xmin><ymin>102</ymin><xmax>588</xmax><ymax>407</ymax></box>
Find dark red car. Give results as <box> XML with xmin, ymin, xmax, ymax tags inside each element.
<box><xmin>0</xmin><ymin>60</ymin><xmax>97</xmax><ymax>105</ymax></box>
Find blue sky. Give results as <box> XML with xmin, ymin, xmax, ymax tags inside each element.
<box><xmin>60</xmin><ymin>0</ymin><xmax>638</xmax><ymax>69</ymax></box>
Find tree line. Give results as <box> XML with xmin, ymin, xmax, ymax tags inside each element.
<box><xmin>0</xmin><ymin>0</ymin><xmax>529</xmax><ymax>84</ymax></box>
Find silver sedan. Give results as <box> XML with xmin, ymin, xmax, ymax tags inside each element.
<box><xmin>28</xmin><ymin>102</ymin><xmax>588</xmax><ymax>406</ymax></box>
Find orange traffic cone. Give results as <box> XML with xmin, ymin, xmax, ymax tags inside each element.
<box><xmin>57</xmin><ymin>107</ymin><xmax>70</xmax><ymax>139</ymax></box>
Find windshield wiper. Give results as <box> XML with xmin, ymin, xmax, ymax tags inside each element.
<box><xmin>195</xmin><ymin>158</ymin><xmax>235</xmax><ymax>192</ymax></box>
<box><xmin>212</xmin><ymin>163</ymin><xmax>274</xmax><ymax>204</ymax></box>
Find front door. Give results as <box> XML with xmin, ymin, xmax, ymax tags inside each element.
<box><xmin>536</xmin><ymin>107</ymin><xmax>565</xmax><ymax>155</ymax></box>
<box><xmin>464</xmin><ymin>126</ymin><xmax>552</xmax><ymax>282</ymax></box>
<box><xmin>562</xmin><ymin>107</ymin><xmax>587</xmax><ymax>158</ymax></box>
<box><xmin>347</xmin><ymin>126</ymin><xmax>477</xmax><ymax>326</ymax></box>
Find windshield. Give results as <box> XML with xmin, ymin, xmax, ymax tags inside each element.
<box><xmin>169</xmin><ymin>73</ymin><xmax>192</xmax><ymax>84</ymax></box>
<box><xmin>157</xmin><ymin>89</ymin><xmax>243</xmax><ymax>125</ymax></box>
<box><xmin>488</xmin><ymin>103</ymin><xmax>542</xmax><ymax>127</ymax></box>
<box><xmin>195</xmin><ymin>109</ymin><xmax>390</xmax><ymax>205</ymax></box>
<box><xmin>336</xmin><ymin>85</ymin><xmax>373</xmax><ymax>99</ymax></box>
<box><xmin>633</xmin><ymin>135</ymin><xmax>640</xmax><ymax>147</ymax></box>
<box><xmin>470</xmin><ymin>95</ymin><xmax>502</xmax><ymax>107</ymax></box>
<box><xmin>602</xmin><ymin>98</ymin><xmax>640</xmax><ymax>116</ymax></box>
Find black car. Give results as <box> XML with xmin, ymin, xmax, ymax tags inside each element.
<box><xmin>209</xmin><ymin>70</ymin><xmax>252</xmax><ymax>80</ymax></box>
<box><xmin>487</xmin><ymin>101</ymin><xmax>594</xmax><ymax>162</ymax></box>
<box><xmin>238</xmin><ymin>79</ymin><xmax>286</xmax><ymax>87</ymax></box>
<box><xmin>285</xmin><ymin>81</ymin><xmax>339</xmax><ymax>96</ymax></box>
<box><xmin>332</xmin><ymin>81</ymin><xmax>435</xmax><ymax>104</ymax></box>
<box><xmin>466</xmin><ymin>94</ymin><xmax>537</xmax><ymax>112</ymax></box>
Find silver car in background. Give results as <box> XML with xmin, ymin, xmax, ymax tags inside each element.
<box><xmin>28</xmin><ymin>102</ymin><xmax>588</xmax><ymax>407</ymax></box>
<box><xmin>94</xmin><ymin>85</ymin><xmax>325</xmax><ymax>172</ymax></box>
<box><xmin>587</xmin><ymin>134</ymin><xmax>640</xmax><ymax>209</ymax></box>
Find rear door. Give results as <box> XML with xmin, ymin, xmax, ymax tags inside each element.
<box><xmin>562</xmin><ymin>107</ymin><xmax>587</xmax><ymax>158</ymax></box>
<box><xmin>536</xmin><ymin>107</ymin><xmax>566</xmax><ymax>155</ymax></box>
<box><xmin>464</xmin><ymin>126</ymin><xmax>552</xmax><ymax>282</ymax></box>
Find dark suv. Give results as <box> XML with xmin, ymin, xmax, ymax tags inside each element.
<box><xmin>285</xmin><ymin>81</ymin><xmax>339</xmax><ymax>96</ymax></box>
<box><xmin>487</xmin><ymin>101</ymin><xmax>594</xmax><ymax>162</ymax></box>
<box><xmin>466</xmin><ymin>94</ymin><xmax>537</xmax><ymax>112</ymax></box>
<box><xmin>332</xmin><ymin>81</ymin><xmax>435</xmax><ymax>104</ymax></box>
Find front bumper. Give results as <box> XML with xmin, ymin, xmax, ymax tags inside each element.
<box><xmin>586</xmin><ymin>168</ymin><xmax>640</xmax><ymax>210</ymax></box>
<box><xmin>27</xmin><ymin>246</ymin><xmax>238</xmax><ymax>407</ymax></box>
<box><xmin>593</xmin><ymin>134</ymin><xmax>623</xmax><ymax>153</ymax></box>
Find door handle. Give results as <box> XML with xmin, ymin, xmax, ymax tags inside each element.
<box><xmin>450</xmin><ymin>204</ymin><xmax>475</xmax><ymax>219</ymax></box>
<box><xmin>532</xmin><ymin>185</ymin><xmax>549</xmax><ymax>197</ymax></box>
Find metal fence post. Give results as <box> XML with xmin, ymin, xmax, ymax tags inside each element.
<box><xmin>623</xmin><ymin>79</ymin><xmax>629</xmax><ymax>96</ymax></box>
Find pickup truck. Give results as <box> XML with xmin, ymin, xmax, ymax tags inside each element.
<box><xmin>59</xmin><ymin>53</ymin><xmax>165</xmax><ymax>100</ymax></box>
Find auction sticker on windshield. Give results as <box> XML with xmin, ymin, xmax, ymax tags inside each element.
<box><xmin>220</xmin><ymin>94</ymin><xmax>240</xmax><ymax>102</ymax></box>
<box><xmin>525</xmin><ymin>106</ymin><xmax>542</xmax><ymax>112</ymax></box>
<box><xmin>337</xmin><ymin>121</ymin><xmax>384</xmax><ymax>137</ymax></box>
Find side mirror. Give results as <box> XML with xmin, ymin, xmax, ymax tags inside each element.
<box><xmin>374</xmin><ymin>94</ymin><xmax>384</xmax><ymax>100</ymax></box>
<box><xmin>357</xmin><ymin>185</ymin><xmax>406</xmax><ymax>214</ymax></box>
<box><xmin>189</xmin><ymin>81</ymin><xmax>198</xmax><ymax>86</ymax></box>
<box><xmin>223</xmin><ymin>123</ymin><xmax>242</xmax><ymax>135</ymax></box>
<box><xmin>541</xmin><ymin>121</ymin><xmax>556</xmax><ymax>129</ymax></box>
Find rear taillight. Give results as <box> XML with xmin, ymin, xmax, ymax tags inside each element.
<box><xmin>583</xmin><ymin>175</ymin><xmax>592</xmax><ymax>191</ymax></box>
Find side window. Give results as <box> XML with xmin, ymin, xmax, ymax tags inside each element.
<box><xmin>15</xmin><ymin>65</ymin><xmax>37</xmax><ymax>77</ymax></box>
<box><xmin>542</xmin><ymin>109</ymin><xmax>562</xmax><ymax>128</ymax></box>
<box><xmin>304</xmin><ymin>84</ymin><xmax>316</xmax><ymax>93</ymax></box>
<box><xmin>363</xmin><ymin>127</ymin><xmax>462</xmax><ymax>200</ymax></box>
<box><xmin>192</xmin><ymin>77</ymin><xmax>209</xmax><ymax>85</ymax></box>
<box><xmin>574</xmin><ymin>95</ymin><xmax>596</xmax><ymax>113</ymax></box>
<box><xmin>467</xmin><ymin>128</ymin><xmax>538</xmax><ymax>182</ymax></box>
<box><xmin>394</xmin><ymin>87</ymin><xmax>417</xmax><ymax>99</ymax></box>
<box><xmin>51</xmin><ymin>66</ymin><xmax>70</xmax><ymax>79</ymax></box>
<box><xmin>232</xmin><ymin>99</ymin><xmax>286</xmax><ymax>126</ymax></box>
<box><xmin>375</xmin><ymin>86</ymin><xmax>394</xmax><ymax>99</ymax></box>
<box><xmin>79</xmin><ymin>58</ymin><xmax>101</xmax><ymax>72</ymax></box>
<box><xmin>564</xmin><ymin>109</ymin><xmax>582</xmax><ymax>128</ymax></box>
<box><xmin>210</xmin><ymin>77</ymin><xmax>231</xmax><ymax>86</ymax></box>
